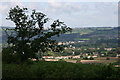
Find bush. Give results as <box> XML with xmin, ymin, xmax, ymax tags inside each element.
<box><xmin>111</xmin><ymin>54</ymin><xmax>117</xmax><ymax>57</ymax></box>
<box><xmin>2</xmin><ymin>61</ymin><xmax>120</xmax><ymax>79</ymax></box>
<box><xmin>2</xmin><ymin>47</ymin><xmax>23</xmax><ymax>64</ymax></box>
<box><xmin>2</xmin><ymin>53</ymin><xmax>22</xmax><ymax>64</ymax></box>
<box><xmin>24</xmin><ymin>59</ymin><xmax>34</xmax><ymax>65</ymax></box>
<box><xmin>80</xmin><ymin>55</ymin><xmax>83</xmax><ymax>58</ymax></box>
<box><xmin>106</xmin><ymin>57</ymin><xmax>110</xmax><ymax>60</ymax></box>
<box><xmin>90</xmin><ymin>57</ymin><xmax>94</xmax><ymax>60</ymax></box>
<box><xmin>83</xmin><ymin>57</ymin><xmax>88</xmax><ymax>60</ymax></box>
<box><xmin>68</xmin><ymin>57</ymin><xmax>73</xmax><ymax>59</ymax></box>
<box><xmin>58</xmin><ymin>59</ymin><xmax>66</xmax><ymax>62</ymax></box>
<box><xmin>76</xmin><ymin>59</ymin><xmax>81</xmax><ymax>63</ymax></box>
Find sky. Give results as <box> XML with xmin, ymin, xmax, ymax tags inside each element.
<box><xmin>0</xmin><ymin>0</ymin><xmax>119</xmax><ymax>28</ymax></box>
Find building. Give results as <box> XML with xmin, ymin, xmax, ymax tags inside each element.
<box><xmin>72</xmin><ymin>55</ymin><xmax>80</xmax><ymax>58</ymax></box>
<box><xmin>104</xmin><ymin>48</ymin><xmax>112</xmax><ymax>51</ymax></box>
<box><xmin>43</xmin><ymin>56</ymin><xmax>54</xmax><ymax>59</ymax></box>
<box><xmin>116</xmin><ymin>54</ymin><xmax>120</xmax><ymax>57</ymax></box>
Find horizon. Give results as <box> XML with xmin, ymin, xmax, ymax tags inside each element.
<box><xmin>0</xmin><ymin>26</ymin><xmax>118</xmax><ymax>29</ymax></box>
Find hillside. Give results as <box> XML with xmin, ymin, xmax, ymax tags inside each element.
<box><xmin>51</xmin><ymin>27</ymin><xmax>118</xmax><ymax>48</ymax></box>
<box><xmin>52</xmin><ymin>27</ymin><xmax>117</xmax><ymax>41</ymax></box>
<box><xmin>1</xmin><ymin>27</ymin><xmax>118</xmax><ymax>48</ymax></box>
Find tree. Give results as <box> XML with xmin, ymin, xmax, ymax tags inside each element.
<box><xmin>3</xmin><ymin>5</ymin><xmax>72</xmax><ymax>62</ymax></box>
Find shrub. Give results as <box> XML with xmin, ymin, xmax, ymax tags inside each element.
<box><xmin>24</xmin><ymin>59</ymin><xmax>34</xmax><ymax>65</ymax></box>
<box><xmin>90</xmin><ymin>57</ymin><xmax>94</xmax><ymax>60</ymax></box>
<box><xmin>83</xmin><ymin>57</ymin><xmax>88</xmax><ymax>60</ymax></box>
<box><xmin>2</xmin><ymin>61</ymin><xmax>120</xmax><ymax>79</ymax></box>
<box><xmin>106</xmin><ymin>57</ymin><xmax>110</xmax><ymax>60</ymax></box>
<box><xmin>58</xmin><ymin>59</ymin><xmax>66</xmax><ymax>62</ymax></box>
<box><xmin>68</xmin><ymin>57</ymin><xmax>72</xmax><ymax>59</ymax></box>
<box><xmin>2</xmin><ymin>53</ymin><xmax>22</xmax><ymax>64</ymax></box>
<box><xmin>80</xmin><ymin>55</ymin><xmax>83</xmax><ymax>58</ymax></box>
<box><xmin>76</xmin><ymin>59</ymin><xmax>81</xmax><ymax>63</ymax></box>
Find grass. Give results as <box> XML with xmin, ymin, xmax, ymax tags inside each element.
<box><xmin>2</xmin><ymin>61</ymin><xmax>120</xmax><ymax>80</ymax></box>
<box><xmin>65</xmin><ymin>28</ymin><xmax>94</xmax><ymax>34</ymax></box>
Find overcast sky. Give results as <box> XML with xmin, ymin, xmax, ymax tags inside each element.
<box><xmin>0</xmin><ymin>0</ymin><xmax>118</xmax><ymax>28</ymax></box>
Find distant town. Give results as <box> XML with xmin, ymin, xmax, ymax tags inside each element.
<box><xmin>31</xmin><ymin>41</ymin><xmax>120</xmax><ymax>63</ymax></box>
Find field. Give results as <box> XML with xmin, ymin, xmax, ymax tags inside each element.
<box><xmin>44</xmin><ymin>57</ymin><xmax>119</xmax><ymax>65</ymax></box>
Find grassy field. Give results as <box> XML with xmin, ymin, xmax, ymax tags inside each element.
<box><xmin>44</xmin><ymin>57</ymin><xmax>119</xmax><ymax>65</ymax></box>
<box><xmin>2</xmin><ymin>61</ymin><xmax>120</xmax><ymax>80</ymax></box>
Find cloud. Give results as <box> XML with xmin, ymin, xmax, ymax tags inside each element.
<box><xmin>0</xmin><ymin>0</ymin><xmax>23</xmax><ymax>15</ymax></box>
<box><xmin>48</xmin><ymin>0</ymin><xmax>61</xmax><ymax>7</ymax></box>
<box><xmin>44</xmin><ymin>2</ymin><xmax>88</xmax><ymax>16</ymax></box>
<box><xmin>0</xmin><ymin>1</ymin><xmax>118</xmax><ymax>27</ymax></box>
<box><xmin>0</xmin><ymin>0</ymin><xmax>24</xmax><ymax>27</ymax></box>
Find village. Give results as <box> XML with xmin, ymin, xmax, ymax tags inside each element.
<box><xmin>31</xmin><ymin>45</ymin><xmax>120</xmax><ymax>63</ymax></box>
<box><xmin>42</xmin><ymin>53</ymin><xmax>120</xmax><ymax>60</ymax></box>
<box><xmin>31</xmin><ymin>41</ymin><xmax>120</xmax><ymax>64</ymax></box>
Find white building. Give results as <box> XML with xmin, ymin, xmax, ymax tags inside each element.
<box><xmin>72</xmin><ymin>55</ymin><xmax>80</xmax><ymax>58</ymax></box>
<box><xmin>43</xmin><ymin>56</ymin><xmax>54</xmax><ymax>59</ymax></box>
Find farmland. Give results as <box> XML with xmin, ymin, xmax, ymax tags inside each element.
<box><xmin>44</xmin><ymin>57</ymin><xmax>119</xmax><ymax>65</ymax></box>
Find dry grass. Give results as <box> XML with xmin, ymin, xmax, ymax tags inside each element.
<box><xmin>81</xmin><ymin>60</ymin><xmax>116</xmax><ymax>64</ymax></box>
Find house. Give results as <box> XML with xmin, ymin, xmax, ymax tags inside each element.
<box><xmin>87</xmin><ymin>56</ymin><xmax>91</xmax><ymax>58</ymax></box>
<box><xmin>58</xmin><ymin>42</ymin><xmax>63</xmax><ymax>45</ymax></box>
<box><xmin>61</xmin><ymin>56</ymin><xmax>69</xmax><ymax>59</ymax></box>
<box><xmin>92</xmin><ymin>56</ymin><xmax>97</xmax><ymax>58</ymax></box>
<box><xmin>83</xmin><ymin>53</ymin><xmax>88</xmax><ymax>57</ymax></box>
<box><xmin>55</xmin><ymin>56</ymin><xmax>62</xmax><ymax>59</ymax></box>
<box><xmin>32</xmin><ymin>58</ymin><xmax>37</xmax><ymax>61</ymax></box>
<box><xmin>72</xmin><ymin>55</ymin><xmax>80</xmax><ymax>58</ymax></box>
<box><xmin>64</xmin><ymin>47</ymin><xmax>68</xmax><ymax>49</ymax></box>
<box><xmin>89</xmin><ymin>48</ymin><xmax>95</xmax><ymax>50</ymax></box>
<box><xmin>104</xmin><ymin>48</ymin><xmax>112</xmax><ymax>51</ymax></box>
<box><xmin>97</xmin><ymin>48</ymin><xmax>100</xmax><ymax>50</ymax></box>
<box><xmin>43</xmin><ymin>56</ymin><xmax>54</xmax><ymax>59</ymax></box>
<box><xmin>101</xmin><ymin>54</ymin><xmax>105</xmax><ymax>56</ymax></box>
<box><xmin>55</xmin><ymin>56</ymin><xmax>69</xmax><ymax>59</ymax></box>
<box><xmin>85</xmin><ymin>53</ymin><xmax>88</xmax><ymax>56</ymax></box>
<box><xmin>116</xmin><ymin>54</ymin><xmax>120</xmax><ymax>57</ymax></box>
<box><xmin>70</xmin><ymin>41</ymin><xmax>75</xmax><ymax>44</ymax></box>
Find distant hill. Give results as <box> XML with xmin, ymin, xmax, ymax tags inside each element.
<box><xmin>52</xmin><ymin>27</ymin><xmax>118</xmax><ymax>41</ymax></box>
<box><xmin>52</xmin><ymin>27</ymin><xmax>118</xmax><ymax>48</ymax></box>
<box><xmin>0</xmin><ymin>27</ymin><xmax>118</xmax><ymax>48</ymax></box>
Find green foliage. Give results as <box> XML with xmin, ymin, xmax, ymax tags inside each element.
<box><xmin>2</xmin><ymin>47</ymin><xmax>22</xmax><ymax>64</ymax></box>
<box><xmin>58</xmin><ymin>59</ymin><xmax>66</xmax><ymax>62</ymax></box>
<box><xmin>90</xmin><ymin>57</ymin><xmax>94</xmax><ymax>60</ymax></box>
<box><xmin>62</xmin><ymin>49</ymin><xmax>73</xmax><ymax>56</ymax></box>
<box><xmin>83</xmin><ymin>57</ymin><xmax>88</xmax><ymax>60</ymax></box>
<box><xmin>68</xmin><ymin>57</ymin><xmax>72</xmax><ymax>59</ymax></box>
<box><xmin>3</xmin><ymin>5</ymin><xmax>72</xmax><ymax>62</ymax></box>
<box><xmin>71</xmin><ymin>28</ymin><xmax>94</xmax><ymax>34</ymax></box>
<box><xmin>80</xmin><ymin>55</ymin><xmax>83</xmax><ymax>58</ymax></box>
<box><xmin>2</xmin><ymin>61</ymin><xmax>120</xmax><ymax>79</ymax></box>
<box><xmin>106</xmin><ymin>57</ymin><xmax>110</xmax><ymax>60</ymax></box>
<box><xmin>76</xmin><ymin>59</ymin><xmax>81</xmax><ymax>63</ymax></box>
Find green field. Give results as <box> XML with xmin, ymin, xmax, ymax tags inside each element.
<box><xmin>75</xmin><ymin>38</ymin><xmax>90</xmax><ymax>40</ymax></box>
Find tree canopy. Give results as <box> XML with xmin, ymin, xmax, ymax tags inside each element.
<box><xmin>3</xmin><ymin>5</ymin><xmax>72</xmax><ymax>62</ymax></box>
